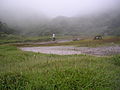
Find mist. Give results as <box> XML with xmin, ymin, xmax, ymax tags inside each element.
<box><xmin>0</xmin><ymin>0</ymin><xmax>120</xmax><ymax>36</ymax></box>
<box><xmin>0</xmin><ymin>0</ymin><xmax>119</xmax><ymax>18</ymax></box>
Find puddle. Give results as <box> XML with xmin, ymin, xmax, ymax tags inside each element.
<box><xmin>20</xmin><ymin>46</ymin><xmax>120</xmax><ymax>56</ymax></box>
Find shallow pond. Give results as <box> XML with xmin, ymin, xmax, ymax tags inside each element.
<box><xmin>20</xmin><ymin>46</ymin><xmax>120</xmax><ymax>56</ymax></box>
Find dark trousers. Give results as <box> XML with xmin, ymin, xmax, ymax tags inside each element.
<box><xmin>53</xmin><ymin>37</ymin><xmax>56</xmax><ymax>41</ymax></box>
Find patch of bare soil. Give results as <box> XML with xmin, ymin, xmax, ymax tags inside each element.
<box><xmin>20</xmin><ymin>46</ymin><xmax>120</xmax><ymax>56</ymax></box>
<box><xmin>12</xmin><ymin>40</ymin><xmax>72</xmax><ymax>45</ymax></box>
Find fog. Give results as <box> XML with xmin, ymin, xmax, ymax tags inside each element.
<box><xmin>0</xmin><ymin>0</ymin><xmax>120</xmax><ymax>36</ymax></box>
<box><xmin>0</xmin><ymin>0</ymin><xmax>119</xmax><ymax>18</ymax></box>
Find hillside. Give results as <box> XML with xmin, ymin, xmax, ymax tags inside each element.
<box><xmin>23</xmin><ymin>11</ymin><xmax>120</xmax><ymax>36</ymax></box>
<box><xmin>0</xmin><ymin>9</ymin><xmax>120</xmax><ymax>37</ymax></box>
<box><xmin>0</xmin><ymin>21</ymin><xmax>19</xmax><ymax>36</ymax></box>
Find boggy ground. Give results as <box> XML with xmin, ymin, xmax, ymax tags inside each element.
<box><xmin>19</xmin><ymin>37</ymin><xmax>120</xmax><ymax>56</ymax></box>
<box><xmin>20</xmin><ymin>45</ymin><xmax>120</xmax><ymax>56</ymax></box>
<box><xmin>1</xmin><ymin>37</ymin><xmax>120</xmax><ymax>90</ymax></box>
<box><xmin>0</xmin><ymin>45</ymin><xmax>120</xmax><ymax>90</ymax></box>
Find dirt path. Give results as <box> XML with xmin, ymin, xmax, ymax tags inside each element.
<box><xmin>20</xmin><ymin>46</ymin><xmax>120</xmax><ymax>56</ymax></box>
<box><xmin>12</xmin><ymin>40</ymin><xmax>72</xmax><ymax>45</ymax></box>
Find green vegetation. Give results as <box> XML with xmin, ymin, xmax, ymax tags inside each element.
<box><xmin>0</xmin><ymin>21</ymin><xmax>18</xmax><ymax>36</ymax></box>
<box><xmin>0</xmin><ymin>45</ymin><xmax>120</xmax><ymax>90</ymax></box>
<box><xmin>11</xmin><ymin>36</ymin><xmax>120</xmax><ymax>47</ymax></box>
<box><xmin>0</xmin><ymin>33</ymin><xmax>74</xmax><ymax>44</ymax></box>
<box><xmin>49</xmin><ymin>36</ymin><xmax>120</xmax><ymax>47</ymax></box>
<box><xmin>0</xmin><ymin>35</ymin><xmax>52</xmax><ymax>44</ymax></box>
<box><xmin>66</xmin><ymin>36</ymin><xmax>120</xmax><ymax>47</ymax></box>
<box><xmin>0</xmin><ymin>2</ymin><xmax>120</xmax><ymax>90</ymax></box>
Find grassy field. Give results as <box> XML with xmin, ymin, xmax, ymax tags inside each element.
<box><xmin>10</xmin><ymin>36</ymin><xmax>120</xmax><ymax>47</ymax></box>
<box><xmin>50</xmin><ymin>36</ymin><xmax>120</xmax><ymax>47</ymax></box>
<box><xmin>1</xmin><ymin>35</ymin><xmax>120</xmax><ymax>47</ymax></box>
<box><xmin>0</xmin><ymin>45</ymin><xmax>120</xmax><ymax>90</ymax></box>
<box><xmin>0</xmin><ymin>35</ymin><xmax>75</xmax><ymax>44</ymax></box>
<box><xmin>0</xmin><ymin>35</ymin><xmax>52</xmax><ymax>44</ymax></box>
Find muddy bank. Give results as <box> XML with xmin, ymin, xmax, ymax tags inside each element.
<box><xmin>20</xmin><ymin>46</ymin><xmax>120</xmax><ymax>56</ymax></box>
<box><xmin>10</xmin><ymin>40</ymin><xmax>72</xmax><ymax>45</ymax></box>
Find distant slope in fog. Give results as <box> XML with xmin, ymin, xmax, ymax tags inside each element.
<box><xmin>0</xmin><ymin>9</ymin><xmax>120</xmax><ymax>36</ymax></box>
<box><xmin>0</xmin><ymin>21</ymin><xmax>18</xmax><ymax>35</ymax></box>
<box><xmin>103</xmin><ymin>10</ymin><xmax>120</xmax><ymax>36</ymax></box>
<box><xmin>25</xmin><ymin>10</ymin><xmax>120</xmax><ymax>36</ymax></box>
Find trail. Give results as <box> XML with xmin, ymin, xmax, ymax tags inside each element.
<box><xmin>12</xmin><ymin>40</ymin><xmax>72</xmax><ymax>45</ymax></box>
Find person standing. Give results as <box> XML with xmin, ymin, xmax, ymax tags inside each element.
<box><xmin>52</xmin><ymin>33</ymin><xmax>56</xmax><ymax>41</ymax></box>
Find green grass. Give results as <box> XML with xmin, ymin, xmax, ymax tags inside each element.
<box><xmin>0</xmin><ymin>35</ymin><xmax>75</xmax><ymax>44</ymax></box>
<box><xmin>54</xmin><ymin>36</ymin><xmax>120</xmax><ymax>47</ymax></box>
<box><xmin>0</xmin><ymin>45</ymin><xmax>120</xmax><ymax>90</ymax></box>
<box><xmin>6</xmin><ymin>36</ymin><xmax>119</xmax><ymax>47</ymax></box>
<box><xmin>0</xmin><ymin>35</ymin><xmax>51</xmax><ymax>44</ymax></box>
<box><xmin>1</xmin><ymin>36</ymin><xmax>120</xmax><ymax>48</ymax></box>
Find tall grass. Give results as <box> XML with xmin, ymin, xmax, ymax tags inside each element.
<box><xmin>0</xmin><ymin>45</ymin><xmax>120</xmax><ymax>90</ymax></box>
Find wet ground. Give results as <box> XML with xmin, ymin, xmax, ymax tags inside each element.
<box><xmin>20</xmin><ymin>46</ymin><xmax>120</xmax><ymax>56</ymax></box>
<box><xmin>12</xmin><ymin>40</ymin><xmax>72</xmax><ymax>45</ymax></box>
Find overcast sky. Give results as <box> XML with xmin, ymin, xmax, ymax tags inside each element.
<box><xmin>0</xmin><ymin>0</ymin><xmax>120</xmax><ymax>18</ymax></box>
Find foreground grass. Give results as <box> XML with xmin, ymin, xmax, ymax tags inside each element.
<box><xmin>0</xmin><ymin>45</ymin><xmax>120</xmax><ymax>90</ymax></box>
